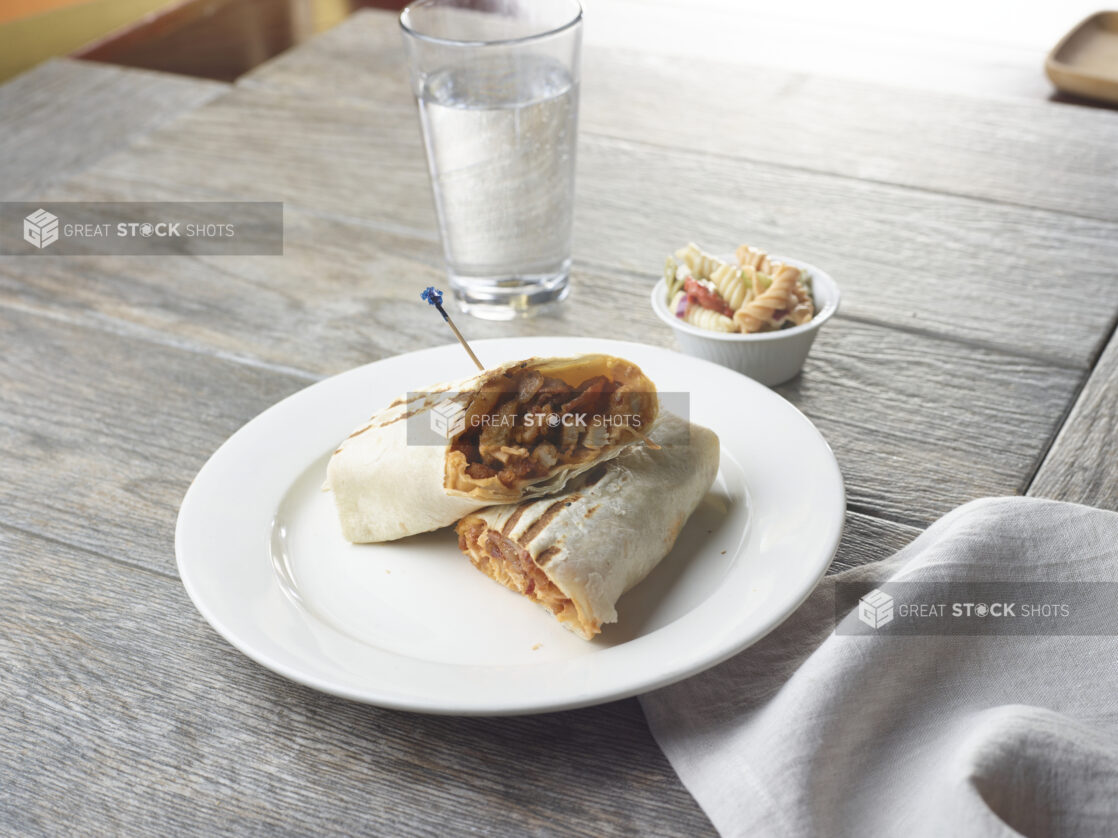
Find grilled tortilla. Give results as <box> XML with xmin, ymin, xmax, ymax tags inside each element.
<box><xmin>325</xmin><ymin>354</ymin><xmax>658</xmax><ymax>542</ymax></box>
<box><xmin>455</xmin><ymin>413</ymin><xmax>719</xmax><ymax>639</ymax></box>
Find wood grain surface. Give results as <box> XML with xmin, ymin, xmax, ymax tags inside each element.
<box><xmin>80</xmin><ymin>85</ymin><xmax>1118</xmax><ymax>367</ymax></box>
<box><xmin>0</xmin><ymin>525</ymin><xmax>715</xmax><ymax>837</ymax></box>
<box><xmin>0</xmin><ymin>306</ymin><xmax>308</xmax><ymax>574</ymax></box>
<box><xmin>1030</xmin><ymin>328</ymin><xmax>1118</xmax><ymax>510</ymax></box>
<box><xmin>0</xmin><ymin>58</ymin><xmax>227</xmax><ymax>200</ymax></box>
<box><xmin>0</xmin><ymin>195</ymin><xmax>1083</xmax><ymax>528</ymax></box>
<box><xmin>239</xmin><ymin>7</ymin><xmax>414</xmax><ymax>108</ymax></box>
<box><xmin>244</xmin><ymin>11</ymin><xmax>1118</xmax><ymax>225</ymax></box>
<box><xmin>3</xmin><ymin>9</ymin><xmax>1117</xmax><ymax>837</ymax></box>
<box><xmin>829</xmin><ymin>512</ymin><xmax>920</xmax><ymax>573</ymax></box>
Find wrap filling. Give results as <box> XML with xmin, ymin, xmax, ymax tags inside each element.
<box><xmin>457</xmin><ymin>519</ymin><xmax>596</xmax><ymax>637</ymax></box>
<box><xmin>450</xmin><ymin>365</ymin><xmax>654</xmax><ymax>491</ymax></box>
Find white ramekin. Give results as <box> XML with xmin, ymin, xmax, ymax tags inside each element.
<box><xmin>650</xmin><ymin>256</ymin><xmax>840</xmax><ymax>387</ymax></box>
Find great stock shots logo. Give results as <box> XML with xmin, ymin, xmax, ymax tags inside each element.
<box><xmin>3</xmin><ymin>202</ymin><xmax>283</xmax><ymax>255</ymax></box>
<box><xmin>837</xmin><ymin>581</ymin><xmax>1118</xmax><ymax>636</ymax></box>
<box><xmin>408</xmin><ymin>390</ymin><xmax>691</xmax><ymax>448</ymax></box>
<box><xmin>23</xmin><ymin>209</ymin><xmax>59</xmax><ymax>249</ymax></box>
<box><xmin>425</xmin><ymin>396</ymin><xmax>642</xmax><ymax>442</ymax></box>
<box><xmin>858</xmin><ymin>589</ymin><xmax>895</xmax><ymax>629</ymax></box>
<box><xmin>430</xmin><ymin>401</ymin><xmax>467</xmax><ymax>439</ymax></box>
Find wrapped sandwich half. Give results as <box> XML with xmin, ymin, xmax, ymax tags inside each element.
<box><xmin>326</xmin><ymin>354</ymin><xmax>658</xmax><ymax>542</ymax></box>
<box><xmin>455</xmin><ymin>413</ymin><xmax>720</xmax><ymax>639</ymax></box>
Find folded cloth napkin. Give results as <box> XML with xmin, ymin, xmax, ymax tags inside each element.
<box><xmin>640</xmin><ymin>497</ymin><xmax>1118</xmax><ymax>837</ymax></box>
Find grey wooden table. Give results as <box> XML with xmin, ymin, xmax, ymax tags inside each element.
<box><xmin>3</xmin><ymin>9</ymin><xmax>1118</xmax><ymax>835</ymax></box>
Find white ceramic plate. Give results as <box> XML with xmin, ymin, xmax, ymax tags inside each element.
<box><xmin>177</xmin><ymin>337</ymin><xmax>844</xmax><ymax>715</ymax></box>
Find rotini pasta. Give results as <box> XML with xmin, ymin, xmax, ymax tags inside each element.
<box><xmin>735</xmin><ymin>244</ymin><xmax>773</xmax><ymax>274</ymax></box>
<box><xmin>688</xmin><ymin>306</ymin><xmax>738</xmax><ymax>332</ymax></box>
<box><xmin>709</xmin><ymin>261</ymin><xmax>751</xmax><ymax>310</ymax></box>
<box><xmin>786</xmin><ymin>283</ymin><xmax>815</xmax><ymax>326</ymax></box>
<box><xmin>674</xmin><ymin>243</ymin><xmax>721</xmax><ymax>280</ymax></box>
<box><xmin>744</xmin><ymin>264</ymin><xmax>771</xmax><ymax>297</ymax></box>
<box><xmin>733</xmin><ymin>264</ymin><xmax>801</xmax><ymax>333</ymax></box>
<box><xmin>664</xmin><ymin>242</ymin><xmax>816</xmax><ymax>334</ymax></box>
<box><xmin>670</xmin><ymin>290</ymin><xmax>737</xmax><ymax>333</ymax></box>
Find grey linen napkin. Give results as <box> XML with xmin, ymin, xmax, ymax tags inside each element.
<box><xmin>640</xmin><ymin>497</ymin><xmax>1118</xmax><ymax>837</ymax></box>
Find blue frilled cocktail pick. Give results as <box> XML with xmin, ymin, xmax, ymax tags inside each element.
<box><xmin>421</xmin><ymin>285</ymin><xmax>444</xmax><ymax>312</ymax></box>
<box><xmin>422</xmin><ymin>286</ymin><xmax>483</xmax><ymax>370</ymax></box>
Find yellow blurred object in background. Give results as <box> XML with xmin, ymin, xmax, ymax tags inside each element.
<box><xmin>0</xmin><ymin>0</ymin><xmax>363</xmax><ymax>82</ymax></box>
<box><xmin>1</xmin><ymin>0</ymin><xmax>180</xmax><ymax>81</ymax></box>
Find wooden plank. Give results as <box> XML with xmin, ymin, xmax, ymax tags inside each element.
<box><xmin>78</xmin><ymin>87</ymin><xmax>1118</xmax><ymax>367</ymax></box>
<box><xmin>0</xmin><ymin>304</ymin><xmax>310</xmax><ymax>574</ymax></box>
<box><xmin>0</xmin><ymin>524</ymin><xmax>714</xmax><ymax>836</ymax></box>
<box><xmin>0</xmin><ymin>58</ymin><xmax>227</xmax><ymax>199</ymax></box>
<box><xmin>239</xmin><ymin>6</ymin><xmax>414</xmax><ymax>108</ymax></box>
<box><xmin>84</xmin><ymin>88</ymin><xmax>436</xmax><ymax>234</ymax></box>
<box><xmin>775</xmin><ymin>319</ymin><xmax>1080</xmax><ymax>527</ymax></box>
<box><xmin>577</xmin><ymin>50</ymin><xmax>1118</xmax><ymax>224</ymax></box>
<box><xmin>0</xmin><ymin>256</ymin><xmax>1080</xmax><ymax>535</ymax></box>
<box><xmin>0</xmin><ymin>186</ymin><xmax>660</xmax><ymax>377</ymax></box>
<box><xmin>828</xmin><ymin>512</ymin><xmax>919</xmax><ymax>574</ymax></box>
<box><xmin>573</xmin><ymin>134</ymin><xmax>1118</xmax><ymax>370</ymax></box>
<box><xmin>1029</xmin><ymin>327</ymin><xmax>1118</xmax><ymax>510</ymax></box>
<box><xmin>242</xmin><ymin>10</ymin><xmax>1118</xmax><ymax>224</ymax></box>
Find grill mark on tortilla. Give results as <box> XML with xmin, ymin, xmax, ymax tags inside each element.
<box><xmin>375</xmin><ymin>394</ymin><xmax>459</xmax><ymax>428</ymax></box>
<box><xmin>535</xmin><ymin>545</ymin><xmax>561</xmax><ymax>566</ymax></box>
<box><xmin>583</xmin><ymin>504</ymin><xmax>600</xmax><ymax>519</ymax></box>
<box><xmin>520</xmin><ymin>495</ymin><xmax>581</xmax><ymax>545</ymax></box>
<box><xmin>346</xmin><ymin>424</ymin><xmax>373</xmax><ymax>440</ymax></box>
<box><xmin>385</xmin><ymin>383</ymin><xmax>453</xmax><ymax>412</ymax></box>
<box><xmin>501</xmin><ymin>504</ymin><xmax>529</xmax><ymax>536</ymax></box>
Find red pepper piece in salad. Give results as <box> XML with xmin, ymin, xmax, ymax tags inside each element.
<box><xmin>683</xmin><ymin>276</ymin><xmax>734</xmax><ymax>318</ymax></box>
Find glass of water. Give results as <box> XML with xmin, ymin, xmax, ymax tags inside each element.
<box><xmin>400</xmin><ymin>0</ymin><xmax>582</xmax><ymax>320</ymax></box>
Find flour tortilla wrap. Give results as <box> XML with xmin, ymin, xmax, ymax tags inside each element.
<box><xmin>326</xmin><ymin>354</ymin><xmax>658</xmax><ymax>543</ymax></box>
<box><xmin>455</xmin><ymin>413</ymin><xmax>720</xmax><ymax>639</ymax></box>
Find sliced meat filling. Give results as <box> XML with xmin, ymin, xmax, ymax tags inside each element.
<box><xmin>457</xmin><ymin>521</ymin><xmax>586</xmax><ymax>632</ymax></box>
<box><xmin>453</xmin><ymin>369</ymin><xmax>649</xmax><ymax>488</ymax></box>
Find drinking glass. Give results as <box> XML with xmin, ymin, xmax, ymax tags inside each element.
<box><xmin>400</xmin><ymin>0</ymin><xmax>583</xmax><ymax>319</ymax></box>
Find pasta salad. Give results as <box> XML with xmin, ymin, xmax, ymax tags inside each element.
<box><xmin>664</xmin><ymin>243</ymin><xmax>815</xmax><ymax>334</ymax></box>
